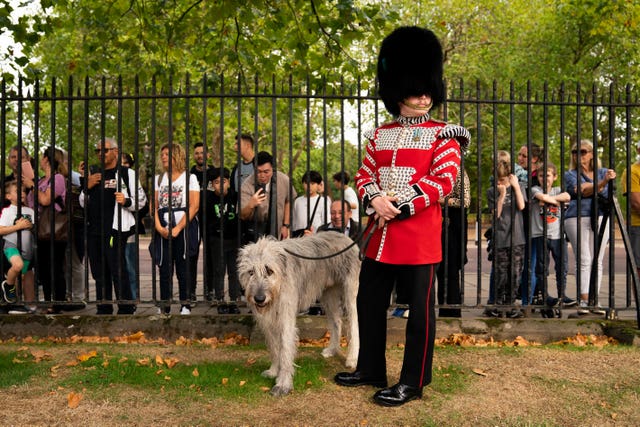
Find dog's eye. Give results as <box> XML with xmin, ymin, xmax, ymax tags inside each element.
<box><xmin>265</xmin><ymin>266</ymin><xmax>274</xmax><ymax>276</ymax></box>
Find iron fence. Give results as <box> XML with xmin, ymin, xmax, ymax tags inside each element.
<box><xmin>1</xmin><ymin>75</ymin><xmax>639</xmax><ymax>319</ymax></box>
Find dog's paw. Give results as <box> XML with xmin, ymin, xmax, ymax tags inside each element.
<box><xmin>345</xmin><ymin>356</ymin><xmax>357</xmax><ymax>369</ymax></box>
<box><xmin>261</xmin><ymin>369</ymin><xmax>277</xmax><ymax>379</ymax></box>
<box><xmin>270</xmin><ymin>384</ymin><xmax>292</xmax><ymax>397</ymax></box>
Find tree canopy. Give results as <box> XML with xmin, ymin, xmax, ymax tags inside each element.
<box><xmin>2</xmin><ymin>0</ymin><xmax>639</xmax><ymax>90</ymax></box>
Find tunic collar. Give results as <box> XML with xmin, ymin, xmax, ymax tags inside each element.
<box><xmin>396</xmin><ymin>113</ymin><xmax>430</xmax><ymax>126</ymax></box>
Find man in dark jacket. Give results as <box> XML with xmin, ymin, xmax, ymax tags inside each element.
<box><xmin>317</xmin><ymin>199</ymin><xmax>359</xmax><ymax>241</ymax></box>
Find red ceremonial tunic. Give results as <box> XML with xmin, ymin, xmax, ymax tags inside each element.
<box><xmin>355</xmin><ymin>116</ymin><xmax>465</xmax><ymax>265</ymax></box>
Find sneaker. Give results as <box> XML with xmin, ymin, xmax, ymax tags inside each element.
<box><xmin>9</xmin><ymin>305</ymin><xmax>36</xmax><ymax>315</ymax></box>
<box><xmin>577</xmin><ymin>300</ymin><xmax>589</xmax><ymax>315</ymax></box>
<box><xmin>506</xmin><ymin>309</ymin><xmax>524</xmax><ymax>319</ymax></box>
<box><xmin>484</xmin><ymin>308</ymin><xmax>501</xmax><ymax>318</ymax></box>
<box><xmin>402</xmin><ymin>309</ymin><xmax>410</xmax><ymax>318</ymax></box>
<box><xmin>308</xmin><ymin>306</ymin><xmax>324</xmax><ymax>316</ymax></box>
<box><xmin>590</xmin><ymin>305</ymin><xmax>606</xmax><ymax>315</ymax></box>
<box><xmin>180</xmin><ymin>306</ymin><xmax>191</xmax><ymax>315</ymax></box>
<box><xmin>217</xmin><ymin>304</ymin><xmax>229</xmax><ymax>314</ymax></box>
<box><xmin>561</xmin><ymin>297</ymin><xmax>578</xmax><ymax>307</ymax></box>
<box><xmin>227</xmin><ymin>304</ymin><xmax>241</xmax><ymax>314</ymax></box>
<box><xmin>2</xmin><ymin>281</ymin><xmax>17</xmax><ymax>304</ymax></box>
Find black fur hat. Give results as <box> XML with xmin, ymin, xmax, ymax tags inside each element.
<box><xmin>377</xmin><ymin>26</ymin><xmax>444</xmax><ymax>116</ymax></box>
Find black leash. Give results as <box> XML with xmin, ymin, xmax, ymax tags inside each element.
<box><xmin>283</xmin><ymin>217</ymin><xmax>378</xmax><ymax>261</ymax></box>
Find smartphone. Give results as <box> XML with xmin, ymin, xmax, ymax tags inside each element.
<box><xmin>89</xmin><ymin>165</ymin><xmax>100</xmax><ymax>174</ymax></box>
<box><xmin>21</xmin><ymin>161</ymin><xmax>34</xmax><ymax>181</ymax></box>
<box><xmin>255</xmin><ymin>182</ymin><xmax>266</xmax><ymax>193</ymax></box>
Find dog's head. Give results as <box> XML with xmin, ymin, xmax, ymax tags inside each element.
<box><xmin>237</xmin><ymin>237</ymin><xmax>287</xmax><ymax>314</ymax></box>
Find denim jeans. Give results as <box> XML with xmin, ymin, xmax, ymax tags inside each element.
<box><xmin>124</xmin><ymin>241</ymin><xmax>137</xmax><ymax>300</ymax></box>
<box><xmin>521</xmin><ymin>237</ymin><xmax>543</xmax><ymax>305</ymax></box>
<box><xmin>544</xmin><ymin>237</ymin><xmax>569</xmax><ymax>299</ymax></box>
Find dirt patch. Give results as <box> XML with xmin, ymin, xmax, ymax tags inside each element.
<box><xmin>0</xmin><ymin>342</ymin><xmax>639</xmax><ymax>426</ymax></box>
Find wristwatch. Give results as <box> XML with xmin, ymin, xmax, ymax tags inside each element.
<box><xmin>283</xmin><ymin>223</ymin><xmax>290</xmax><ymax>228</ymax></box>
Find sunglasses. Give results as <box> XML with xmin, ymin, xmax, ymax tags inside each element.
<box><xmin>571</xmin><ymin>149</ymin><xmax>590</xmax><ymax>155</ymax></box>
<box><xmin>95</xmin><ymin>148</ymin><xmax>116</xmax><ymax>154</ymax></box>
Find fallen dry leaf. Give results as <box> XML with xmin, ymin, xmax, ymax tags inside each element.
<box><xmin>192</xmin><ymin>368</ymin><xmax>199</xmax><ymax>377</ymax></box>
<box><xmin>165</xmin><ymin>357</ymin><xmax>179</xmax><ymax>369</ymax></box>
<box><xmin>472</xmin><ymin>368</ymin><xmax>488</xmax><ymax>377</ymax></box>
<box><xmin>67</xmin><ymin>392</ymin><xmax>82</xmax><ymax>409</ymax></box>
<box><xmin>31</xmin><ymin>350</ymin><xmax>53</xmax><ymax>363</ymax></box>
<box><xmin>221</xmin><ymin>378</ymin><xmax>229</xmax><ymax>385</ymax></box>
<box><xmin>175</xmin><ymin>336</ymin><xmax>190</xmax><ymax>346</ymax></box>
<box><xmin>200</xmin><ymin>337</ymin><xmax>219</xmax><ymax>347</ymax></box>
<box><xmin>239</xmin><ymin>380</ymin><xmax>246</xmax><ymax>386</ymax></box>
<box><xmin>137</xmin><ymin>357</ymin><xmax>151</xmax><ymax>366</ymax></box>
<box><xmin>77</xmin><ymin>350</ymin><xmax>97</xmax><ymax>362</ymax></box>
<box><xmin>155</xmin><ymin>355</ymin><xmax>165</xmax><ymax>366</ymax></box>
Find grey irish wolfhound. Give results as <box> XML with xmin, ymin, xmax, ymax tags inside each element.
<box><xmin>237</xmin><ymin>232</ymin><xmax>360</xmax><ymax>396</ymax></box>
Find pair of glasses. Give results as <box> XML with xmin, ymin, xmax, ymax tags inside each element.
<box><xmin>95</xmin><ymin>148</ymin><xmax>115</xmax><ymax>154</ymax></box>
<box><xmin>571</xmin><ymin>149</ymin><xmax>590</xmax><ymax>155</ymax></box>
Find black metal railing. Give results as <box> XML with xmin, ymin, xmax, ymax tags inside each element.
<box><xmin>1</xmin><ymin>75</ymin><xmax>638</xmax><ymax>320</ymax></box>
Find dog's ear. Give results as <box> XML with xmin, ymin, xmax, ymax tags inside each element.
<box><xmin>278</xmin><ymin>252</ymin><xmax>288</xmax><ymax>268</ymax></box>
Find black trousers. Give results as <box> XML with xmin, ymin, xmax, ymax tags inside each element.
<box><xmin>87</xmin><ymin>231</ymin><xmax>135</xmax><ymax>314</ymax></box>
<box><xmin>37</xmin><ymin>239</ymin><xmax>67</xmax><ymax>306</ymax></box>
<box><xmin>357</xmin><ymin>258</ymin><xmax>437</xmax><ymax>388</ymax></box>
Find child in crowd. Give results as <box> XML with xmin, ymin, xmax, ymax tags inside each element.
<box><xmin>0</xmin><ymin>181</ymin><xmax>36</xmax><ymax>313</ymax></box>
<box><xmin>205</xmin><ymin>168</ymin><xmax>242</xmax><ymax>314</ymax></box>
<box><xmin>486</xmin><ymin>159</ymin><xmax>526</xmax><ymax>318</ymax></box>
<box><xmin>291</xmin><ymin>170</ymin><xmax>330</xmax><ymax>236</ymax></box>
<box><xmin>531</xmin><ymin>162</ymin><xmax>576</xmax><ymax>307</ymax></box>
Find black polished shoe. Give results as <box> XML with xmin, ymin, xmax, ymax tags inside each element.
<box><xmin>373</xmin><ymin>383</ymin><xmax>423</xmax><ymax>407</ymax></box>
<box><xmin>334</xmin><ymin>371</ymin><xmax>387</xmax><ymax>388</ymax></box>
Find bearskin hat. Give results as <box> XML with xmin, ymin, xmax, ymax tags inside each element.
<box><xmin>377</xmin><ymin>26</ymin><xmax>444</xmax><ymax>116</ymax></box>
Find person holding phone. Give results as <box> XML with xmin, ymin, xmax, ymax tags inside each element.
<box><xmin>239</xmin><ymin>151</ymin><xmax>295</xmax><ymax>241</ymax></box>
<box><xmin>5</xmin><ymin>146</ymin><xmax>35</xmax><ymax>199</ymax></box>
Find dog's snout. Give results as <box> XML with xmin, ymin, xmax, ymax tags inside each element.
<box><xmin>254</xmin><ymin>293</ymin><xmax>266</xmax><ymax>304</ymax></box>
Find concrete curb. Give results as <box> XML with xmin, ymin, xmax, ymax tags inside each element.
<box><xmin>0</xmin><ymin>315</ymin><xmax>638</xmax><ymax>346</ymax></box>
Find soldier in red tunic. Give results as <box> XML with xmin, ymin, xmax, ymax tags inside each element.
<box><xmin>334</xmin><ymin>26</ymin><xmax>470</xmax><ymax>406</ymax></box>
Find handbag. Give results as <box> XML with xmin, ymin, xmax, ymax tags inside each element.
<box><xmin>37</xmin><ymin>198</ymin><xmax>68</xmax><ymax>241</ymax></box>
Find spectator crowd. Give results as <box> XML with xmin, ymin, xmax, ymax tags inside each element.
<box><xmin>0</xmin><ymin>137</ymin><xmax>625</xmax><ymax>318</ymax></box>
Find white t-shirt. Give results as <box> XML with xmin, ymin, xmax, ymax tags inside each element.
<box><xmin>0</xmin><ymin>204</ymin><xmax>35</xmax><ymax>259</ymax></box>
<box><xmin>292</xmin><ymin>194</ymin><xmax>330</xmax><ymax>234</ymax></box>
<box><xmin>156</xmin><ymin>172</ymin><xmax>200</xmax><ymax>226</ymax></box>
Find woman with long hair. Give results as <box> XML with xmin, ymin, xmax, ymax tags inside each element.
<box><xmin>31</xmin><ymin>146</ymin><xmax>68</xmax><ymax>314</ymax></box>
<box><xmin>153</xmin><ymin>143</ymin><xmax>200</xmax><ymax>315</ymax></box>
<box><xmin>564</xmin><ymin>139</ymin><xmax>616</xmax><ymax>315</ymax></box>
